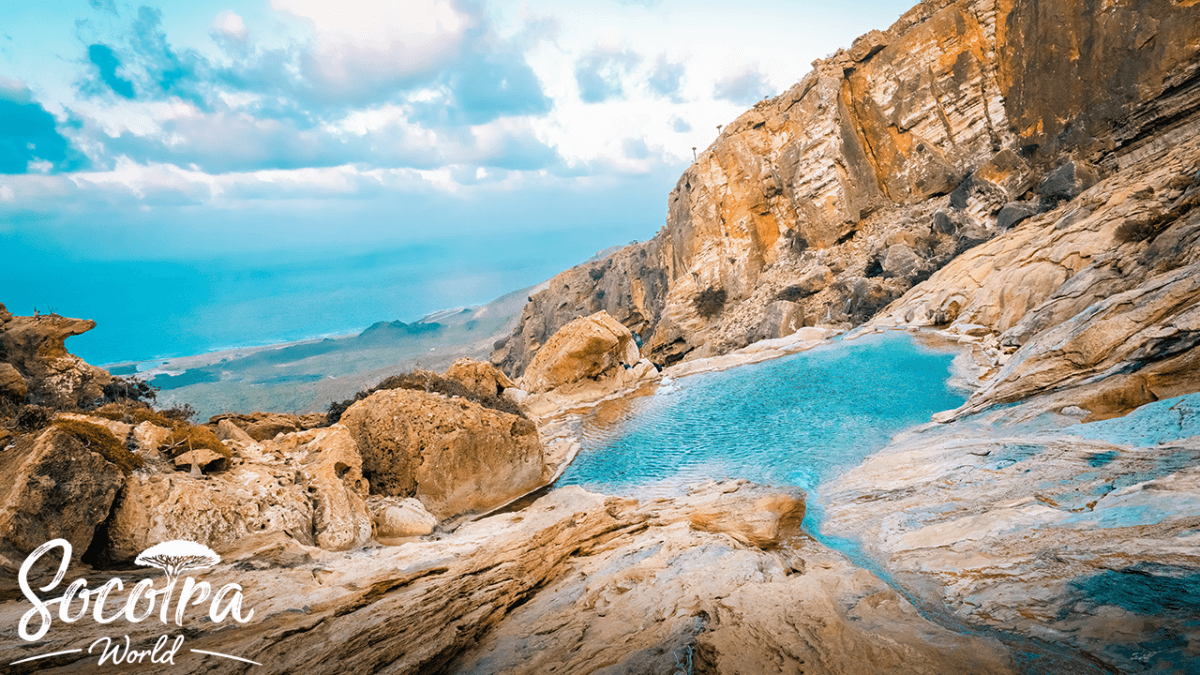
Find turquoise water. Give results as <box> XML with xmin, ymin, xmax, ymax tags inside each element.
<box><xmin>559</xmin><ymin>332</ymin><xmax>968</xmax><ymax>497</ymax></box>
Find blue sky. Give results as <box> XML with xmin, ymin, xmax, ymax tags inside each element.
<box><xmin>1</xmin><ymin>0</ymin><xmax>915</xmax><ymax>362</ymax></box>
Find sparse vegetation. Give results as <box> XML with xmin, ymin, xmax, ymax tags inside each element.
<box><xmin>52</xmin><ymin>419</ymin><xmax>144</xmax><ymax>475</ymax></box>
<box><xmin>161</xmin><ymin>423</ymin><xmax>231</xmax><ymax>460</ymax></box>
<box><xmin>693</xmin><ymin>287</ymin><xmax>728</xmax><ymax>319</ymax></box>
<box><xmin>326</xmin><ymin>369</ymin><xmax>525</xmax><ymax>425</ymax></box>
<box><xmin>1114</xmin><ymin>210</ymin><xmax>1172</xmax><ymax>244</ymax></box>
<box><xmin>101</xmin><ymin>376</ymin><xmax>157</xmax><ymax>405</ymax></box>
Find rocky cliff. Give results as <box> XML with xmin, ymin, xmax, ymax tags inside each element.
<box><xmin>493</xmin><ymin>0</ymin><xmax>1200</xmax><ymax>376</ymax></box>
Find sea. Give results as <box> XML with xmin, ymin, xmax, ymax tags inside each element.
<box><xmin>4</xmin><ymin>225</ymin><xmax>649</xmax><ymax>366</ymax></box>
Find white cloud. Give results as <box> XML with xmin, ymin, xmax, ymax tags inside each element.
<box><xmin>211</xmin><ymin>11</ymin><xmax>249</xmax><ymax>43</ymax></box>
<box><xmin>271</xmin><ymin>0</ymin><xmax>474</xmax><ymax>98</ymax></box>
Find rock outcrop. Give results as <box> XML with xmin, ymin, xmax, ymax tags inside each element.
<box><xmin>103</xmin><ymin>425</ymin><xmax>372</xmax><ymax>560</ymax></box>
<box><xmin>1</xmin><ymin>483</ymin><xmax>1016</xmax><ymax>675</ymax></box>
<box><xmin>0</xmin><ymin>427</ymin><xmax>123</xmax><ymax>563</ymax></box>
<box><xmin>443</xmin><ymin>357</ymin><xmax>516</xmax><ymax>400</ymax></box>
<box><xmin>340</xmin><ymin>388</ymin><xmax>545</xmax><ymax>519</ymax></box>
<box><xmin>0</xmin><ymin>305</ymin><xmax>111</xmax><ymax>407</ymax></box>
<box><xmin>493</xmin><ymin>0</ymin><xmax>1200</xmax><ymax>377</ymax></box>
<box><xmin>520</xmin><ymin>311</ymin><xmax>641</xmax><ymax>394</ymax></box>
<box><xmin>872</xmin><ymin>131</ymin><xmax>1200</xmax><ymax>421</ymax></box>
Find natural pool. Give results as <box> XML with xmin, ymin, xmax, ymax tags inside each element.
<box><xmin>558</xmin><ymin>331</ymin><xmax>967</xmax><ymax>503</ymax></box>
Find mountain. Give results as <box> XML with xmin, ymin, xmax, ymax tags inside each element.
<box><xmin>492</xmin><ymin>0</ymin><xmax>1200</xmax><ymax>380</ymax></box>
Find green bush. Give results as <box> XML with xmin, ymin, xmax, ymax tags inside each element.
<box><xmin>53</xmin><ymin>419</ymin><xmax>144</xmax><ymax>475</ymax></box>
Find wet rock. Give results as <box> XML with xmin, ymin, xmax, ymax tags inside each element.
<box><xmin>340</xmin><ymin>388</ymin><xmax>545</xmax><ymax>519</ymax></box>
<box><xmin>521</xmin><ymin>311</ymin><xmax>640</xmax><ymax>394</ymax></box>
<box><xmin>0</xmin><ymin>427</ymin><xmax>123</xmax><ymax>560</ymax></box>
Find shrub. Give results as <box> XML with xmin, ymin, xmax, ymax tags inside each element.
<box><xmin>160</xmin><ymin>424</ymin><xmax>231</xmax><ymax>460</ymax></box>
<box><xmin>92</xmin><ymin>402</ymin><xmax>176</xmax><ymax>427</ymax></box>
<box><xmin>693</xmin><ymin>287</ymin><xmax>727</xmax><ymax>319</ymax></box>
<box><xmin>101</xmin><ymin>376</ymin><xmax>157</xmax><ymax>405</ymax></box>
<box><xmin>326</xmin><ymin>369</ymin><xmax>525</xmax><ymax>425</ymax></box>
<box><xmin>775</xmin><ymin>285</ymin><xmax>814</xmax><ymax>302</ymax></box>
<box><xmin>16</xmin><ymin>404</ymin><xmax>54</xmax><ymax>432</ymax></box>
<box><xmin>1114</xmin><ymin>210</ymin><xmax>1171</xmax><ymax>244</ymax></box>
<box><xmin>53</xmin><ymin>419</ymin><xmax>144</xmax><ymax>475</ymax></box>
<box><xmin>159</xmin><ymin>403</ymin><xmax>197</xmax><ymax>422</ymax></box>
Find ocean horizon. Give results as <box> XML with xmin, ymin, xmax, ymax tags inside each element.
<box><xmin>5</xmin><ymin>224</ymin><xmax>652</xmax><ymax>367</ymax></box>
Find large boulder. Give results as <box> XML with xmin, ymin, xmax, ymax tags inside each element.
<box><xmin>340</xmin><ymin>388</ymin><xmax>545</xmax><ymax>519</ymax></box>
<box><xmin>444</xmin><ymin>358</ymin><xmax>516</xmax><ymax>400</ymax></box>
<box><xmin>521</xmin><ymin>311</ymin><xmax>640</xmax><ymax>393</ymax></box>
<box><xmin>0</xmin><ymin>309</ymin><xmax>111</xmax><ymax>408</ymax></box>
<box><xmin>0</xmin><ymin>427</ymin><xmax>124</xmax><ymax>560</ymax></box>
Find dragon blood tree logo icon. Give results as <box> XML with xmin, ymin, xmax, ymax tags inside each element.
<box><xmin>12</xmin><ymin>538</ymin><xmax>260</xmax><ymax>668</ymax></box>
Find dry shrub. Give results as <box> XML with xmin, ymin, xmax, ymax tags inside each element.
<box><xmin>53</xmin><ymin>419</ymin><xmax>144</xmax><ymax>475</ymax></box>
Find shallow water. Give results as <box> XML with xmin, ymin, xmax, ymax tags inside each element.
<box><xmin>559</xmin><ymin>331</ymin><xmax>967</xmax><ymax>500</ymax></box>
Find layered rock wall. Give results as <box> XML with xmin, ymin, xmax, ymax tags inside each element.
<box><xmin>493</xmin><ymin>0</ymin><xmax>1200</xmax><ymax>376</ymax></box>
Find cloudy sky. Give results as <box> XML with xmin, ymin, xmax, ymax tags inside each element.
<box><xmin>1</xmin><ymin>0</ymin><xmax>913</xmax><ymax>362</ymax></box>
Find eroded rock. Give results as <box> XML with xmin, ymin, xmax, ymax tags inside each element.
<box><xmin>520</xmin><ymin>311</ymin><xmax>640</xmax><ymax>394</ymax></box>
<box><xmin>340</xmin><ymin>388</ymin><xmax>545</xmax><ymax>519</ymax></box>
<box><xmin>0</xmin><ymin>427</ymin><xmax>123</xmax><ymax>562</ymax></box>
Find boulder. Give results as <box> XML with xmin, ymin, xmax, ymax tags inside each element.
<box><xmin>1038</xmin><ymin>161</ymin><xmax>1099</xmax><ymax>208</ymax></box>
<box><xmin>0</xmin><ymin>363</ymin><xmax>27</xmax><ymax>401</ymax></box>
<box><xmin>131</xmin><ymin>421</ymin><xmax>171</xmax><ymax>454</ymax></box>
<box><xmin>209</xmin><ymin>412</ymin><xmax>302</xmax><ymax>441</ymax></box>
<box><xmin>521</xmin><ymin>311</ymin><xmax>640</xmax><ymax>393</ymax></box>
<box><xmin>444</xmin><ymin>358</ymin><xmax>516</xmax><ymax>399</ymax></box>
<box><xmin>747</xmin><ymin>301</ymin><xmax>807</xmax><ymax>343</ymax></box>
<box><xmin>268</xmin><ymin>426</ymin><xmax>373</xmax><ymax>551</ymax></box>
<box><xmin>0</xmin><ymin>427</ymin><xmax>124</xmax><ymax>559</ymax></box>
<box><xmin>0</xmin><ymin>310</ymin><xmax>111</xmax><ymax>408</ymax></box>
<box><xmin>881</xmin><ymin>244</ymin><xmax>924</xmax><ymax>278</ymax></box>
<box><xmin>996</xmin><ymin>201</ymin><xmax>1039</xmax><ymax>230</ymax></box>
<box><xmin>105</xmin><ymin>425</ymin><xmax>372</xmax><ymax>559</ymax></box>
<box><xmin>104</xmin><ymin>468</ymin><xmax>314</xmax><ymax>561</ymax></box>
<box><xmin>340</xmin><ymin>388</ymin><xmax>545</xmax><ymax>519</ymax></box>
<box><xmin>368</xmin><ymin>495</ymin><xmax>438</xmax><ymax>539</ymax></box>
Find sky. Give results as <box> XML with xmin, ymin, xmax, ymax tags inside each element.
<box><xmin>1</xmin><ymin>0</ymin><xmax>915</xmax><ymax>363</ymax></box>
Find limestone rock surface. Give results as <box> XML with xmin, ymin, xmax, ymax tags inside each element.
<box><xmin>0</xmin><ymin>427</ymin><xmax>123</xmax><ymax>562</ymax></box>
<box><xmin>520</xmin><ymin>311</ymin><xmax>640</xmax><ymax>394</ymax></box>
<box><xmin>443</xmin><ymin>357</ymin><xmax>516</xmax><ymax>400</ymax></box>
<box><xmin>340</xmin><ymin>388</ymin><xmax>545</xmax><ymax>519</ymax></box>
<box><xmin>0</xmin><ymin>306</ymin><xmax>111</xmax><ymax>407</ymax></box>
<box><xmin>3</xmin><ymin>483</ymin><xmax>1016</xmax><ymax>675</ymax></box>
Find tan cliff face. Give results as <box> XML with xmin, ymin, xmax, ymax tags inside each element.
<box><xmin>493</xmin><ymin>0</ymin><xmax>1200</xmax><ymax>377</ymax></box>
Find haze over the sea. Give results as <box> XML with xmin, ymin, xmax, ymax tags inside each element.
<box><xmin>1</xmin><ymin>0</ymin><xmax>914</xmax><ymax>365</ymax></box>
